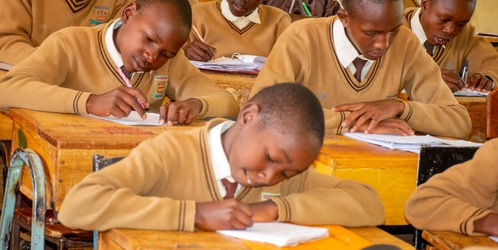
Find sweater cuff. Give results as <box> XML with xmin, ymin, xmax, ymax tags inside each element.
<box><xmin>183</xmin><ymin>200</ymin><xmax>197</xmax><ymax>232</ymax></box>
<box><xmin>396</xmin><ymin>98</ymin><xmax>413</xmax><ymax>121</ymax></box>
<box><xmin>269</xmin><ymin>196</ymin><xmax>292</xmax><ymax>222</ymax></box>
<box><xmin>460</xmin><ymin>208</ymin><xmax>493</xmax><ymax>236</ymax></box>
<box><xmin>68</xmin><ymin>91</ymin><xmax>91</xmax><ymax>114</ymax></box>
<box><xmin>196</xmin><ymin>98</ymin><xmax>208</xmax><ymax>118</ymax></box>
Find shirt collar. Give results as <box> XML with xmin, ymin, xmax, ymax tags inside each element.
<box><xmin>105</xmin><ymin>18</ymin><xmax>124</xmax><ymax>69</ymax></box>
<box><xmin>410</xmin><ymin>8</ymin><xmax>428</xmax><ymax>45</ymax></box>
<box><xmin>221</xmin><ymin>0</ymin><xmax>260</xmax><ymax>29</ymax></box>
<box><xmin>332</xmin><ymin>18</ymin><xmax>371</xmax><ymax>68</ymax></box>
<box><xmin>208</xmin><ymin>121</ymin><xmax>237</xmax><ymax>183</ymax></box>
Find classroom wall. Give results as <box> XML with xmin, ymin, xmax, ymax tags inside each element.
<box><xmin>470</xmin><ymin>0</ymin><xmax>498</xmax><ymax>34</ymax></box>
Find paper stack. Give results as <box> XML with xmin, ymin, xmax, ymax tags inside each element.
<box><xmin>217</xmin><ymin>222</ymin><xmax>329</xmax><ymax>247</ymax></box>
<box><xmin>190</xmin><ymin>54</ymin><xmax>267</xmax><ymax>73</ymax></box>
<box><xmin>344</xmin><ymin>133</ymin><xmax>482</xmax><ymax>153</ymax></box>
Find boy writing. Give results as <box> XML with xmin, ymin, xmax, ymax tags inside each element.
<box><xmin>250</xmin><ymin>0</ymin><xmax>471</xmax><ymax>139</ymax></box>
<box><xmin>0</xmin><ymin>1</ymin><xmax>132</xmax><ymax>65</ymax></box>
<box><xmin>0</xmin><ymin>0</ymin><xmax>239</xmax><ymax>125</ymax></box>
<box><xmin>405</xmin><ymin>138</ymin><xmax>498</xmax><ymax>237</ymax></box>
<box><xmin>403</xmin><ymin>0</ymin><xmax>498</xmax><ymax>93</ymax></box>
<box><xmin>183</xmin><ymin>0</ymin><xmax>291</xmax><ymax>62</ymax></box>
<box><xmin>58</xmin><ymin>83</ymin><xmax>385</xmax><ymax>231</ymax></box>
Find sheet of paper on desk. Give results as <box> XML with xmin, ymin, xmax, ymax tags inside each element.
<box><xmin>344</xmin><ymin>133</ymin><xmax>482</xmax><ymax>154</ymax></box>
<box><xmin>217</xmin><ymin>222</ymin><xmax>329</xmax><ymax>247</ymax></box>
<box><xmin>84</xmin><ymin>111</ymin><xmax>164</xmax><ymax>126</ymax></box>
<box><xmin>490</xmin><ymin>236</ymin><xmax>498</xmax><ymax>242</ymax></box>
<box><xmin>453</xmin><ymin>88</ymin><xmax>489</xmax><ymax>97</ymax></box>
<box><xmin>190</xmin><ymin>54</ymin><xmax>267</xmax><ymax>72</ymax></box>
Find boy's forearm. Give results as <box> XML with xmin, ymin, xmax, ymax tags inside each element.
<box><xmin>474</xmin><ymin>213</ymin><xmax>498</xmax><ymax>236</ymax></box>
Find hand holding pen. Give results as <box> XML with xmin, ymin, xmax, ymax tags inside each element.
<box><xmin>466</xmin><ymin>73</ymin><xmax>495</xmax><ymax>92</ymax></box>
<box><xmin>86</xmin><ymin>86</ymin><xmax>149</xmax><ymax>119</ymax></box>
<box><xmin>440</xmin><ymin>69</ymin><xmax>465</xmax><ymax>93</ymax></box>
<box><xmin>185</xmin><ymin>25</ymin><xmax>217</xmax><ymax>62</ymax></box>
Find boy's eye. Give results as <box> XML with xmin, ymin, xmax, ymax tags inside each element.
<box><xmin>365</xmin><ymin>32</ymin><xmax>377</xmax><ymax>37</ymax></box>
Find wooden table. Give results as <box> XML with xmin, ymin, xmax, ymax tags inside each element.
<box><xmin>100</xmin><ymin>226</ymin><xmax>415</xmax><ymax>250</ymax></box>
<box><xmin>202</xmin><ymin>70</ymin><xmax>256</xmax><ymax>107</ymax></box>
<box><xmin>314</xmin><ymin>134</ymin><xmax>419</xmax><ymax>225</ymax></box>
<box><xmin>9</xmin><ymin>108</ymin><xmax>205</xmax><ymax>211</ymax></box>
<box><xmin>422</xmin><ymin>230</ymin><xmax>498</xmax><ymax>250</ymax></box>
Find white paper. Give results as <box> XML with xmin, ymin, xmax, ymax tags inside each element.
<box><xmin>490</xmin><ymin>235</ymin><xmax>498</xmax><ymax>242</ymax></box>
<box><xmin>453</xmin><ymin>88</ymin><xmax>489</xmax><ymax>97</ymax></box>
<box><xmin>190</xmin><ymin>54</ymin><xmax>267</xmax><ymax>72</ymax></box>
<box><xmin>0</xmin><ymin>62</ymin><xmax>13</xmax><ymax>71</ymax></box>
<box><xmin>84</xmin><ymin>111</ymin><xmax>165</xmax><ymax>126</ymax></box>
<box><xmin>217</xmin><ymin>222</ymin><xmax>329</xmax><ymax>247</ymax></box>
<box><xmin>344</xmin><ymin>133</ymin><xmax>482</xmax><ymax>154</ymax></box>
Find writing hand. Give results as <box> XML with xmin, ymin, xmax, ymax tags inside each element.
<box><xmin>248</xmin><ymin>200</ymin><xmax>278</xmax><ymax>222</ymax></box>
<box><xmin>441</xmin><ymin>69</ymin><xmax>465</xmax><ymax>92</ymax></box>
<box><xmin>333</xmin><ymin>99</ymin><xmax>405</xmax><ymax>133</ymax></box>
<box><xmin>474</xmin><ymin>213</ymin><xmax>498</xmax><ymax>236</ymax></box>
<box><xmin>185</xmin><ymin>40</ymin><xmax>217</xmax><ymax>62</ymax></box>
<box><xmin>466</xmin><ymin>73</ymin><xmax>494</xmax><ymax>93</ymax></box>
<box><xmin>351</xmin><ymin>118</ymin><xmax>414</xmax><ymax>136</ymax></box>
<box><xmin>159</xmin><ymin>98</ymin><xmax>202</xmax><ymax>125</ymax></box>
<box><xmin>86</xmin><ymin>86</ymin><xmax>149</xmax><ymax>119</ymax></box>
<box><xmin>195</xmin><ymin>199</ymin><xmax>254</xmax><ymax>231</ymax></box>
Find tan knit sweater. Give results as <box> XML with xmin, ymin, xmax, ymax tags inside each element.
<box><xmin>251</xmin><ymin>17</ymin><xmax>471</xmax><ymax>139</ymax></box>
<box><xmin>405</xmin><ymin>138</ymin><xmax>498</xmax><ymax>236</ymax></box>
<box><xmin>0</xmin><ymin>21</ymin><xmax>240</xmax><ymax>118</ymax></box>
<box><xmin>58</xmin><ymin>119</ymin><xmax>385</xmax><ymax>231</ymax></box>
<box><xmin>404</xmin><ymin>8</ymin><xmax>498</xmax><ymax>84</ymax></box>
<box><xmin>0</xmin><ymin>0</ymin><xmax>131</xmax><ymax>65</ymax></box>
<box><xmin>185</xmin><ymin>1</ymin><xmax>291</xmax><ymax>58</ymax></box>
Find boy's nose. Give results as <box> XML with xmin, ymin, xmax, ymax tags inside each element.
<box><xmin>443</xmin><ymin>23</ymin><xmax>456</xmax><ymax>36</ymax></box>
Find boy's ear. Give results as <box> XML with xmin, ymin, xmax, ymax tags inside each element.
<box><xmin>121</xmin><ymin>2</ymin><xmax>138</xmax><ymax>23</ymax></box>
<box><xmin>337</xmin><ymin>9</ymin><xmax>350</xmax><ymax>27</ymax></box>
<box><xmin>420</xmin><ymin>0</ymin><xmax>429</xmax><ymax>11</ymax></box>
<box><xmin>238</xmin><ymin>102</ymin><xmax>260</xmax><ymax>125</ymax></box>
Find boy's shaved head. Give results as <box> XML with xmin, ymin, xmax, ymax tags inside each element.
<box><xmin>342</xmin><ymin>0</ymin><xmax>403</xmax><ymax>17</ymax></box>
<box><xmin>136</xmin><ymin>0</ymin><xmax>192</xmax><ymax>28</ymax></box>
<box><xmin>249</xmin><ymin>83</ymin><xmax>325</xmax><ymax>143</ymax></box>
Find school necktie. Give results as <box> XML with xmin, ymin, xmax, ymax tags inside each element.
<box><xmin>221</xmin><ymin>178</ymin><xmax>238</xmax><ymax>199</ymax></box>
<box><xmin>120</xmin><ymin>66</ymin><xmax>132</xmax><ymax>80</ymax></box>
<box><xmin>352</xmin><ymin>57</ymin><xmax>367</xmax><ymax>82</ymax></box>
<box><xmin>423</xmin><ymin>40</ymin><xmax>435</xmax><ymax>56</ymax></box>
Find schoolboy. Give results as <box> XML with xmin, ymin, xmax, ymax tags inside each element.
<box><xmin>250</xmin><ymin>0</ymin><xmax>471</xmax><ymax>139</ymax></box>
<box><xmin>403</xmin><ymin>0</ymin><xmax>498</xmax><ymax>93</ymax></box>
<box><xmin>405</xmin><ymin>138</ymin><xmax>498</xmax><ymax>237</ymax></box>
<box><xmin>58</xmin><ymin>83</ymin><xmax>385</xmax><ymax>231</ymax></box>
<box><xmin>183</xmin><ymin>0</ymin><xmax>291</xmax><ymax>62</ymax></box>
<box><xmin>0</xmin><ymin>1</ymin><xmax>132</xmax><ymax>65</ymax></box>
<box><xmin>0</xmin><ymin>0</ymin><xmax>239</xmax><ymax>125</ymax></box>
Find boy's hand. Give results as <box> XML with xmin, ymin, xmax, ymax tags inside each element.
<box><xmin>159</xmin><ymin>98</ymin><xmax>202</xmax><ymax>125</ymax></box>
<box><xmin>248</xmin><ymin>200</ymin><xmax>278</xmax><ymax>222</ymax></box>
<box><xmin>441</xmin><ymin>69</ymin><xmax>465</xmax><ymax>93</ymax></box>
<box><xmin>185</xmin><ymin>40</ymin><xmax>217</xmax><ymax>62</ymax></box>
<box><xmin>333</xmin><ymin>99</ymin><xmax>405</xmax><ymax>133</ymax></box>
<box><xmin>195</xmin><ymin>199</ymin><xmax>254</xmax><ymax>231</ymax></box>
<box><xmin>86</xmin><ymin>86</ymin><xmax>148</xmax><ymax>119</ymax></box>
<box><xmin>474</xmin><ymin>213</ymin><xmax>498</xmax><ymax>236</ymax></box>
<box><xmin>350</xmin><ymin>118</ymin><xmax>414</xmax><ymax>136</ymax></box>
<box><xmin>466</xmin><ymin>73</ymin><xmax>494</xmax><ymax>93</ymax></box>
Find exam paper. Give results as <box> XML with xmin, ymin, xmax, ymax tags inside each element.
<box><xmin>217</xmin><ymin>222</ymin><xmax>329</xmax><ymax>247</ymax></box>
<box><xmin>490</xmin><ymin>235</ymin><xmax>498</xmax><ymax>242</ymax></box>
<box><xmin>84</xmin><ymin>111</ymin><xmax>164</xmax><ymax>126</ymax></box>
<box><xmin>453</xmin><ymin>88</ymin><xmax>489</xmax><ymax>97</ymax></box>
<box><xmin>190</xmin><ymin>54</ymin><xmax>267</xmax><ymax>73</ymax></box>
<box><xmin>344</xmin><ymin>133</ymin><xmax>482</xmax><ymax>154</ymax></box>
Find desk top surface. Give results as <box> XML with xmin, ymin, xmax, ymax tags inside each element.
<box><xmin>101</xmin><ymin>226</ymin><xmax>414</xmax><ymax>250</ymax></box>
<box><xmin>10</xmin><ymin>108</ymin><xmax>205</xmax><ymax>150</ymax></box>
<box><xmin>423</xmin><ymin>230</ymin><xmax>498</xmax><ymax>250</ymax></box>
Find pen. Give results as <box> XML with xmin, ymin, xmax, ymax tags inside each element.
<box><xmin>118</xmin><ymin>67</ymin><xmax>147</xmax><ymax>110</ymax></box>
<box><xmin>192</xmin><ymin>25</ymin><xmax>205</xmax><ymax>43</ymax></box>
<box><xmin>301</xmin><ymin>1</ymin><xmax>312</xmax><ymax>16</ymax></box>
<box><xmin>461</xmin><ymin>60</ymin><xmax>469</xmax><ymax>84</ymax></box>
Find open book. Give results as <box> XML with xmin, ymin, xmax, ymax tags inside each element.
<box><xmin>345</xmin><ymin>133</ymin><xmax>482</xmax><ymax>154</ymax></box>
<box><xmin>190</xmin><ymin>53</ymin><xmax>266</xmax><ymax>74</ymax></box>
<box><xmin>217</xmin><ymin>222</ymin><xmax>329</xmax><ymax>247</ymax></box>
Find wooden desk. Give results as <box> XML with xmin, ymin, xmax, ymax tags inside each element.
<box><xmin>9</xmin><ymin>108</ymin><xmax>204</xmax><ymax>211</ymax></box>
<box><xmin>314</xmin><ymin>134</ymin><xmax>419</xmax><ymax>225</ymax></box>
<box><xmin>422</xmin><ymin>230</ymin><xmax>498</xmax><ymax>250</ymax></box>
<box><xmin>100</xmin><ymin>226</ymin><xmax>415</xmax><ymax>250</ymax></box>
<box><xmin>202</xmin><ymin>70</ymin><xmax>256</xmax><ymax>107</ymax></box>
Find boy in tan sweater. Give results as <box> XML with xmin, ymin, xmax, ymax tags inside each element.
<box><xmin>184</xmin><ymin>0</ymin><xmax>290</xmax><ymax>61</ymax></box>
<box><xmin>250</xmin><ymin>0</ymin><xmax>471</xmax><ymax>139</ymax></box>
<box><xmin>0</xmin><ymin>0</ymin><xmax>239</xmax><ymax>125</ymax></box>
<box><xmin>405</xmin><ymin>138</ymin><xmax>498</xmax><ymax>237</ymax></box>
<box><xmin>403</xmin><ymin>0</ymin><xmax>498</xmax><ymax>93</ymax></box>
<box><xmin>58</xmin><ymin>83</ymin><xmax>385</xmax><ymax>231</ymax></box>
<box><xmin>0</xmin><ymin>0</ymin><xmax>131</xmax><ymax>65</ymax></box>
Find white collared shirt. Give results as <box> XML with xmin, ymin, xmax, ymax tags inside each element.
<box><xmin>207</xmin><ymin>121</ymin><xmax>240</xmax><ymax>198</ymax></box>
<box><xmin>221</xmin><ymin>0</ymin><xmax>261</xmax><ymax>30</ymax></box>
<box><xmin>332</xmin><ymin>19</ymin><xmax>373</xmax><ymax>81</ymax></box>
<box><xmin>105</xmin><ymin>18</ymin><xmax>139</xmax><ymax>79</ymax></box>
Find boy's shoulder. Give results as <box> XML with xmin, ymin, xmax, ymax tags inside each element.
<box><xmin>192</xmin><ymin>0</ymin><xmax>218</xmax><ymax>12</ymax></box>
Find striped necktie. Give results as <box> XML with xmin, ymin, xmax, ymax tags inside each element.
<box><xmin>423</xmin><ymin>41</ymin><xmax>435</xmax><ymax>56</ymax></box>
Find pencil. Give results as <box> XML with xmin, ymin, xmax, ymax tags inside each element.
<box><xmin>118</xmin><ymin>67</ymin><xmax>147</xmax><ymax>110</ymax></box>
<box><xmin>192</xmin><ymin>25</ymin><xmax>205</xmax><ymax>43</ymax></box>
